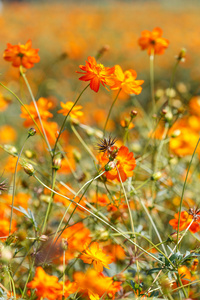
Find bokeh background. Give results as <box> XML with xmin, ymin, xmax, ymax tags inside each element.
<box><xmin>1</xmin><ymin>0</ymin><xmax>200</xmax><ymax>142</ymax></box>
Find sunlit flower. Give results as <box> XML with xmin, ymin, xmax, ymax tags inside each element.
<box><xmin>57</xmin><ymin>101</ymin><xmax>83</xmax><ymax>119</ymax></box>
<box><xmin>0</xmin><ymin>125</ymin><xmax>17</xmax><ymax>144</ymax></box>
<box><xmin>111</xmin><ymin>65</ymin><xmax>144</xmax><ymax>95</ymax></box>
<box><xmin>138</xmin><ymin>27</ymin><xmax>169</xmax><ymax>55</ymax></box>
<box><xmin>74</xmin><ymin>268</ymin><xmax>121</xmax><ymax>300</ymax></box>
<box><xmin>80</xmin><ymin>242</ymin><xmax>114</xmax><ymax>272</ymax></box>
<box><xmin>98</xmin><ymin>145</ymin><xmax>136</xmax><ymax>182</ymax></box>
<box><xmin>61</xmin><ymin>222</ymin><xmax>91</xmax><ymax>261</ymax></box>
<box><xmin>20</xmin><ymin>97</ymin><xmax>54</xmax><ymax>127</ymax></box>
<box><xmin>169</xmin><ymin>211</ymin><xmax>200</xmax><ymax>233</ymax></box>
<box><xmin>0</xmin><ymin>94</ymin><xmax>10</xmax><ymax>112</ymax></box>
<box><xmin>27</xmin><ymin>267</ymin><xmax>62</xmax><ymax>300</ymax></box>
<box><xmin>3</xmin><ymin>40</ymin><xmax>40</xmax><ymax>69</ymax></box>
<box><xmin>77</xmin><ymin>56</ymin><xmax>115</xmax><ymax>92</ymax></box>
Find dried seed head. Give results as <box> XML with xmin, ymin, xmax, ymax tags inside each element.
<box><xmin>0</xmin><ymin>179</ymin><xmax>8</xmax><ymax>194</ymax></box>
<box><xmin>96</xmin><ymin>136</ymin><xmax>117</xmax><ymax>153</ymax></box>
<box><xmin>188</xmin><ymin>207</ymin><xmax>200</xmax><ymax>221</ymax></box>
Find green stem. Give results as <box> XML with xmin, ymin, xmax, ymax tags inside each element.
<box><xmin>20</xmin><ymin>67</ymin><xmax>52</xmax><ymax>153</ymax></box>
<box><xmin>103</xmin><ymin>88</ymin><xmax>121</xmax><ymax>136</ymax></box>
<box><xmin>41</xmin><ymin>169</ymin><xmax>57</xmax><ymax>234</ymax></box>
<box><xmin>150</xmin><ymin>49</ymin><xmax>155</xmax><ymax>115</ymax></box>
<box><xmin>168</xmin><ymin>60</ymin><xmax>179</xmax><ymax>108</ymax></box>
<box><xmin>9</xmin><ymin>135</ymin><xmax>30</xmax><ymax>235</ymax></box>
<box><xmin>52</xmin><ymin>83</ymin><xmax>90</xmax><ymax>158</ymax></box>
<box><xmin>176</xmin><ymin>137</ymin><xmax>200</xmax><ymax>247</ymax></box>
<box><xmin>71</xmin><ymin>123</ymin><xmax>97</xmax><ymax>161</ymax></box>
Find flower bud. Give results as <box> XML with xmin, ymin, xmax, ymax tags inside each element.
<box><xmin>171</xmin><ymin>129</ymin><xmax>181</xmax><ymax>138</ymax></box>
<box><xmin>23</xmin><ymin>163</ymin><xmax>35</xmax><ymax>176</ymax></box>
<box><xmin>39</xmin><ymin>235</ymin><xmax>49</xmax><ymax>242</ymax></box>
<box><xmin>73</xmin><ymin>149</ymin><xmax>81</xmax><ymax>162</ymax></box>
<box><xmin>28</xmin><ymin>127</ymin><xmax>36</xmax><ymax>137</ymax></box>
<box><xmin>25</xmin><ymin>150</ymin><xmax>35</xmax><ymax>159</ymax></box>
<box><xmin>4</xmin><ymin>145</ymin><xmax>18</xmax><ymax>155</ymax></box>
<box><xmin>53</xmin><ymin>155</ymin><xmax>62</xmax><ymax>170</ymax></box>
<box><xmin>61</xmin><ymin>238</ymin><xmax>68</xmax><ymax>251</ymax></box>
<box><xmin>151</xmin><ymin>172</ymin><xmax>162</xmax><ymax>181</ymax></box>
<box><xmin>130</xmin><ymin>110</ymin><xmax>138</xmax><ymax>118</ymax></box>
<box><xmin>177</xmin><ymin>48</ymin><xmax>186</xmax><ymax>62</ymax></box>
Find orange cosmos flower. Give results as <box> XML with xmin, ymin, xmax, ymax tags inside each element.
<box><xmin>138</xmin><ymin>27</ymin><xmax>169</xmax><ymax>55</ymax></box>
<box><xmin>98</xmin><ymin>145</ymin><xmax>136</xmax><ymax>182</ymax></box>
<box><xmin>111</xmin><ymin>65</ymin><xmax>144</xmax><ymax>95</ymax></box>
<box><xmin>61</xmin><ymin>222</ymin><xmax>91</xmax><ymax>261</ymax></box>
<box><xmin>169</xmin><ymin>211</ymin><xmax>200</xmax><ymax>233</ymax></box>
<box><xmin>3</xmin><ymin>40</ymin><xmax>40</xmax><ymax>69</ymax></box>
<box><xmin>74</xmin><ymin>268</ymin><xmax>121</xmax><ymax>300</ymax></box>
<box><xmin>80</xmin><ymin>242</ymin><xmax>114</xmax><ymax>272</ymax></box>
<box><xmin>77</xmin><ymin>56</ymin><xmax>115</xmax><ymax>92</ymax></box>
<box><xmin>20</xmin><ymin>97</ymin><xmax>54</xmax><ymax>127</ymax></box>
<box><xmin>57</xmin><ymin>101</ymin><xmax>83</xmax><ymax>119</ymax></box>
<box><xmin>27</xmin><ymin>267</ymin><xmax>62</xmax><ymax>300</ymax></box>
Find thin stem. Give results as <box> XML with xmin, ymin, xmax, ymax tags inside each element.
<box><xmin>168</xmin><ymin>60</ymin><xmax>179</xmax><ymax>108</ymax></box>
<box><xmin>71</xmin><ymin>123</ymin><xmax>97</xmax><ymax>161</ymax></box>
<box><xmin>41</xmin><ymin>169</ymin><xmax>57</xmax><ymax>234</ymax></box>
<box><xmin>9</xmin><ymin>135</ymin><xmax>29</xmax><ymax>235</ymax></box>
<box><xmin>20</xmin><ymin>67</ymin><xmax>52</xmax><ymax>153</ymax></box>
<box><xmin>176</xmin><ymin>137</ymin><xmax>200</xmax><ymax>246</ymax></box>
<box><xmin>103</xmin><ymin>88</ymin><xmax>121</xmax><ymax>136</ymax></box>
<box><xmin>150</xmin><ymin>49</ymin><xmax>155</xmax><ymax>115</ymax></box>
<box><xmin>52</xmin><ymin>83</ymin><xmax>90</xmax><ymax>158</ymax></box>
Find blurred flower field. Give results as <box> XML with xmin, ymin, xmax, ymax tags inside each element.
<box><xmin>0</xmin><ymin>1</ymin><xmax>200</xmax><ymax>299</ymax></box>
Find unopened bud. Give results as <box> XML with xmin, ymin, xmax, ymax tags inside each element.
<box><xmin>23</xmin><ymin>163</ymin><xmax>35</xmax><ymax>176</ymax></box>
<box><xmin>25</xmin><ymin>150</ymin><xmax>35</xmax><ymax>159</ymax></box>
<box><xmin>4</xmin><ymin>145</ymin><xmax>18</xmax><ymax>155</ymax></box>
<box><xmin>151</xmin><ymin>172</ymin><xmax>162</xmax><ymax>181</ymax></box>
<box><xmin>28</xmin><ymin>128</ymin><xmax>36</xmax><ymax>137</ymax></box>
<box><xmin>61</xmin><ymin>238</ymin><xmax>68</xmax><ymax>251</ymax></box>
<box><xmin>130</xmin><ymin>110</ymin><xmax>138</xmax><ymax>118</ymax></box>
<box><xmin>53</xmin><ymin>155</ymin><xmax>62</xmax><ymax>170</ymax></box>
<box><xmin>177</xmin><ymin>48</ymin><xmax>186</xmax><ymax>62</ymax></box>
<box><xmin>73</xmin><ymin>149</ymin><xmax>81</xmax><ymax>162</ymax></box>
<box><xmin>164</xmin><ymin>110</ymin><xmax>173</xmax><ymax>122</ymax></box>
<box><xmin>39</xmin><ymin>235</ymin><xmax>49</xmax><ymax>242</ymax></box>
<box><xmin>171</xmin><ymin>129</ymin><xmax>181</xmax><ymax>138</ymax></box>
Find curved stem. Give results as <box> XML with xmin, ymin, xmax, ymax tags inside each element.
<box><xmin>168</xmin><ymin>60</ymin><xmax>179</xmax><ymax>108</ymax></box>
<box><xmin>71</xmin><ymin>123</ymin><xmax>97</xmax><ymax>161</ymax></box>
<box><xmin>150</xmin><ymin>49</ymin><xmax>155</xmax><ymax>115</ymax></box>
<box><xmin>103</xmin><ymin>88</ymin><xmax>121</xmax><ymax>136</ymax></box>
<box><xmin>52</xmin><ymin>83</ymin><xmax>90</xmax><ymax>158</ymax></box>
<box><xmin>41</xmin><ymin>169</ymin><xmax>57</xmax><ymax>234</ymax></box>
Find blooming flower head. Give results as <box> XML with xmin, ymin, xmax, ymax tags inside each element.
<box><xmin>98</xmin><ymin>145</ymin><xmax>136</xmax><ymax>182</ymax></box>
<box><xmin>74</xmin><ymin>268</ymin><xmax>121</xmax><ymax>300</ymax></box>
<box><xmin>80</xmin><ymin>242</ymin><xmax>114</xmax><ymax>272</ymax></box>
<box><xmin>169</xmin><ymin>211</ymin><xmax>200</xmax><ymax>233</ymax></box>
<box><xmin>138</xmin><ymin>27</ymin><xmax>169</xmax><ymax>55</ymax></box>
<box><xmin>27</xmin><ymin>267</ymin><xmax>76</xmax><ymax>300</ymax></box>
<box><xmin>27</xmin><ymin>267</ymin><xmax>62</xmax><ymax>300</ymax></box>
<box><xmin>3</xmin><ymin>40</ymin><xmax>40</xmax><ymax>69</ymax></box>
<box><xmin>77</xmin><ymin>56</ymin><xmax>115</xmax><ymax>92</ymax></box>
<box><xmin>57</xmin><ymin>101</ymin><xmax>83</xmax><ymax>119</ymax></box>
<box><xmin>20</xmin><ymin>97</ymin><xmax>54</xmax><ymax>127</ymax></box>
<box><xmin>111</xmin><ymin>65</ymin><xmax>144</xmax><ymax>95</ymax></box>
